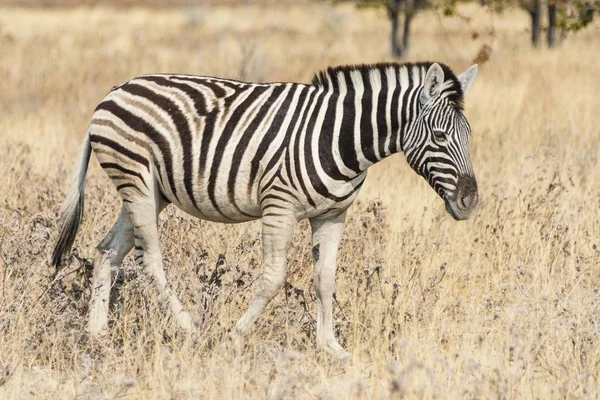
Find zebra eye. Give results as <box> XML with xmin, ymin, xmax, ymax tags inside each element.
<box><xmin>433</xmin><ymin>129</ymin><xmax>447</xmax><ymax>143</ymax></box>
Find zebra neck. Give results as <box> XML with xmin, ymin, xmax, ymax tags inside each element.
<box><xmin>309</xmin><ymin>64</ymin><xmax>423</xmax><ymax>178</ymax></box>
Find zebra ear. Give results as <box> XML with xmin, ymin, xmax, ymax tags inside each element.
<box><xmin>420</xmin><ymin>63</ymin><xmax>445</xmax><ymax>106</ymax></box>
<box><xmin>457</xmin><ymin>64</ymin><xmax>478</xmax><ymax>95</ymax></box>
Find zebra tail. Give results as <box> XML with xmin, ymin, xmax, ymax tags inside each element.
<box><xmin>51</xmin><ymin>133</ymin><xmax>92</xmax><ymax>269</ymax></box>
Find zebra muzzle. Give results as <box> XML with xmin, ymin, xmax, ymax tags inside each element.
<box><xmin>444</xmin><ymin>175</ymin><xmax>478</xmax><ymax>221</ymax></box>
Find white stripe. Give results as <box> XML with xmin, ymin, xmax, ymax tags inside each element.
<box><xmin>396</xmin><ymin>67</ymin><xmax>410</xmax><ymax>151</ymax></box>
<box><xmin>384</xmin><ymin>67</ymin><xmax>396</xmax><ymax>156</ymax></box>
<box><xmin>349</xmin><ymin>70</ymin><xmax>369</xmax><ymax>170</ymax></box>
<box><xmin>369</xmin><ymin>69</ymin><xmax>382</xmax><ymax>161</ymax></box>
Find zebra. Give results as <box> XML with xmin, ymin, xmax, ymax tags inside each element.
<box><xmin>52</xmin><ymin>61</ymin><xmax>478</xmax><ymax>358</ymax></box>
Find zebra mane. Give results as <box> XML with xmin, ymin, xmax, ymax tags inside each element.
<box><xmin>311</xmin><ymin>62</ymin><xmax>464</xmax><ymax>111</ymax></box>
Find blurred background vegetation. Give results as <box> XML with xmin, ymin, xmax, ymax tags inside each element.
<box><xmin>3</xmin><ymin>0</ymin><xmax>597</xmax><ymax>54</ymax></box>
<box><xmin>343</xmin><ymin>0</ymin><xmax>597</xmax><ymax>56</ymax></box>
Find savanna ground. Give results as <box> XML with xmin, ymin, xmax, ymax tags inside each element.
<box><xmin>0</xmin><ymin>2</ymin><xmax>599</xmax><ymax>398</ymax></box>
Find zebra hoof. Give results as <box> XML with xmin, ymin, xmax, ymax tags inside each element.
<box><xmin>321</xmin><ymin>340</ymin><xmax>351</xmax><ymax>363</ymax></box>
<box><xmin>175</xmin><ymin>311</ymin><xmax>194</xmax><ymax>333</ymax></box>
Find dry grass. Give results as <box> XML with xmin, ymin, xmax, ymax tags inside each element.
<box><xmin>0</xmin><ymin>2</ymin><xmax>599</xmax><ymax>398</ymax></box>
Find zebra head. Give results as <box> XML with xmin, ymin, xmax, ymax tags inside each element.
<box><xmin>404</xmin><ymin>63</ymin><xmax>479</xmax><ymax>221</ymax></box>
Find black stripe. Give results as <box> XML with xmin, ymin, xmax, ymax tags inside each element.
<box><xmin>109</xmin><ymin>175</ymin><xmax>129</xmax><ymax>181</ymax></box>
<box><xmin>261</xmin><ymin>203</ymin><xmax>286</xmax><ymax>211</ymax></box>
<box><xmin>283</xmin><ymin>147</ymin><xmax>296</xmax><ymax>190</ymax></box>
<box><xmin>100</xmin><ymin>162</ymin><xmax>149</xmax><ymax>190</ymax></box>
<box><xmin>116</xmin><ymin>183</ymin><xmax>142</xmax><ymax>193</ymax></box>
<box><xmin>262</xmin><ymin>212</ymin><xmax>288</xmax><ymax>218</ymax></box>
<box><xmin>199</xmin><ymin>109</ymin><xmax>219</xmax><ymax>184</ymax></box>
<box><xmin>159</xmin><ymin>190</ymin><xmax>171</xmax><ymax>205</ymax></box>
<box><xmin>360</xmin><ymin>69</ymin><xmax>378</xmax><ymax>163</ymax></box>
<box><xmin>90</xmin><ymin>134</ymin><xmax>150</xmax><ymax>170</ymax></box>
<box><xmin>262</xmin><ymin>222</ymin><xmax>280</xmax><ymax>229</ymax></box>
<box><xmin>390</xmin><ymin>67</ymin><xmax>401</xmax><ymax>152</ymax></box>
<box><xmin>338</xmin><ymin>70</ymin><xmax>361</xmax><ymax>174</ymax></box>
<box><xmin>376</xmin><ymin>70</ymin><xmax>388</xmax><ymax>158</ymax></box>
<box><xmin>261</xmin><ymin>193</ymin><xmax>288</xmax><ymax>204</ymax></box>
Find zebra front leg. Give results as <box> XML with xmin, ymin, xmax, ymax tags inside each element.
<box><xmin>236</xmin><ymin>214</ymin><xmax>296</xmax><ymax>333</ymax></box>
<box><xmin>309</xmin><ymin>211</ymin><xmax>348</xmax><ymax>359</ymax></box>
<box><xmin>126</xmin><ymin>199</ymin><xmax>193</xmax><ymax>333</ymax></box>
<box><xmin>89</xmin><ymin>206</ymin><xmax>134</xmax><ymax>336</ymax></box>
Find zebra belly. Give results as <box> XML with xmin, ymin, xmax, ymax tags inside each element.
<box><xmin>160</xmin><ymin>178</ymin><xmax>263</xmax><ymax>223</ymax></box>
<box><xmin>173</xmin><ymin>203</ymin><xmax>261</xmax><ymax>223</ymax></box>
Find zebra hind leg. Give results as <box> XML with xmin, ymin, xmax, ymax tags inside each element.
<box><xmin>88</xmin><ymin>205</ymin><xmax>134</xmax><ymax>336</ymax></box>
<box><xmin>125</xmin><ymin>195</ymin><xmax>193</xmax><ymax>334</ymax></box>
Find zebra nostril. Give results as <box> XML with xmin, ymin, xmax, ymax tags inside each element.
<box><xmin>460</xmin><ymin>194</ymin><xmax>473</xmax><ymax>209</ymax></box>
<box><xmin>460</xmin><ymin>192</ymin><xmax>478</xmax><ymax>209</ymax></box>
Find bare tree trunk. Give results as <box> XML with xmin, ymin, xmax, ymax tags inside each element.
<box><xmin>388</xmin><ymin>0</ymin><xmax>402</xmax><ymax>57</ymax></box>
<box><xmin>402</xmin><ymin>3</ymin><xmax>413</xmax><ymax>52</ymax></box>
<box><xmin>547</xmin><ymin>2</ymin><xmax>558</xmax><ymax>47</ymax></box>
<box><xmin>401</xmin><ymin>0</ymin><xmax>417</xmax><ymax>55</ymax></box>
<box><xmin>528</xmin><ymin>0</ymin><xmax>542</xmax><ymax>47</ymax></box>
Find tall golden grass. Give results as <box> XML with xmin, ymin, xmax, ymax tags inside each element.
<box><xmin>0</xmin><ymin>3</ymin><xmax>599</xmax><ymax>398</ymax></box>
